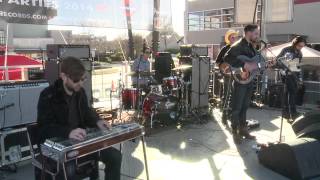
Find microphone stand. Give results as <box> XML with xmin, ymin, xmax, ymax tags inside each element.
<box><xmin>136</xmin><ymin>55</ymin><xmax>143</xmax><ymax>119</ymax></box>
<box><xmin>277</xmin><ymin>60</ymin><xmax>293</xmax><ymax>142</ymax></box>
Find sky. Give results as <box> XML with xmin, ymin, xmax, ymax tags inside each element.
<box><xmin>49</xmin><ymin>0</ymin><xmax>186</xmax><ymax>40</ymax></box>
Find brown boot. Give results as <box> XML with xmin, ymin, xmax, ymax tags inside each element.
<box><xmin>232</xmin><ymin>129</ymin><xmax>242</xmax><ymax>144</ymax></box>
<box><xmin>239</xmin><ymin>127</ymin><xmax>256</xmax><ymax>140</ymax></box>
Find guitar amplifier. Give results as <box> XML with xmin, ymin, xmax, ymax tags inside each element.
<box><xmin>180</xmin><ymin>44</ymin><xmax>208</xmax><ymax>57</ymax></box>
<box><xmin>47</xmin><ymin>44</ymin><xmax>91</xmax><ymax>60</ymax></box>
<box><xmin>0</xmin><ymin>81</ymin><xmax>49</xmax><ymax>129</ymax></box>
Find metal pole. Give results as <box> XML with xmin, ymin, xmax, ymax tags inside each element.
<box><xmin>124</xmin><ymin>0</ymin><xmax>134</xmax><ymax>60</ymax></box>
<box><xmin>152</xmin><ymin>0</ymin><xmax>160</xmax><ymax>56</ymax></box>
<box><xmin>4</xmin><ymin>23</ymin><xmax>9</xmax><ymax>81</ymax></box>
<box><xmin>261</xmin><ymin>0</ymin><xmax>268</xmax><ymax>42</ymax></box>
<box><xmin>141</xmin><ymin>136</ymin><xmax>150</xmax><ymax>180</ymax></box>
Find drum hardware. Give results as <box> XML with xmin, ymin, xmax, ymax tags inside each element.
<box><xmin>126</xmin><ymin>71</ymin><xmax>155</xmax><ymax>77</ymax></box>
<box><xmin>171</xmin><ymin>65</ymin><xmax>192</xmax><ymax>71</ymax></box>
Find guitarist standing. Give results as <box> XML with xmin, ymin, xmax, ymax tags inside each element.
<box><xmin>224</xmin><ymin>24</ymin><xmax>259</xmax><ymax>144</ymax></box>
<box><xmin>216</xmin><ymin>29</ymin><xmax>239</xmax><ymax>125</ymax></box>
<box><xmin>276</xmin><ymin>36</ymin><xmax>306</xmax><ymax>121</ymax></box>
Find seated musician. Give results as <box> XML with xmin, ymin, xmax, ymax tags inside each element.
<box><xmin>131</xmin><ymin>47</ymin><xmax>153</xmax><ymax>89</ymax></box>
<box><xmin>216</xmin><ymin>29</ymin><xmax>239</xmax><ymax>125</ymax></box>
<box><xmin>37</xmin><ymin>57</ymin><xmax>122</xmax><ymax>180</ymax></box>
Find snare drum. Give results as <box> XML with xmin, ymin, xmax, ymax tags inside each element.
<box><xmin>122</xmin><ymin>88</ymin><xmax>138</xmax><ymax>110</ymax></box>
<box><xmin>163</xmin><ymin>76</ymin><xmax>178</xmax><ymax>90</ymax></box>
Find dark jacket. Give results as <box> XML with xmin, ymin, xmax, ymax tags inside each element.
<box><xmin>224</xmin><ymin>38</ymin><xmax>257</xmax><ymax>68</ymax></box>
<box><xmin>276</xmin><ymin>46</ymin><xmax>303</xmax><ymax>80</ymax></box>
<box><xmin>37</xmin><ymin>79</ymin><xmax>99</xmax><ymax>143</ymax></box>
<box><xmin>216</xmin><ymin>44</ymin><xmax>231</xmax><ymax>65</ymax></box>
<box><xmin>276</xmin><ymin>46</ymin><xmax>303</xmax><ymax>61</ymax></box>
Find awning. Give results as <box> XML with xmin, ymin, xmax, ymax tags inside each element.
<box><xmin>0</xmin><ymin>55</ymin><xmax>42</xmax><ymax>80</ymax></box>
<box><xmin>265</xmin><ymin>42</ymin><xmax>320</xmax><ymax>58</ymax></box>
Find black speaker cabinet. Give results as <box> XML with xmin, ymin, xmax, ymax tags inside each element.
<box><xmin>258</xmin><ymin>138</ymin><xmax>320</xmax><ymax>180</ymax></box>
<box><xmin>267</xmin><ymin>83</ymin><xmax>284</xmax><ymax>108</ymax></box>
<box><xmin>292</xmin><ymin>111</ymin><xmax>320</xmax><ymax>140</ymax></box>
<box><xmin>154</xmin><ymin>52</ymin><xmax>174</xmax><ymax>83</ymax></box>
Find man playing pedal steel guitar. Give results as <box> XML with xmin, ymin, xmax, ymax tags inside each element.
<box><xmin>37</xmin><ymin>57</ymin><xmax>122</xmax><ymax>180</ymax></box>
<box><xmin>224</xmin><ymin>24</ymin><xmax>259</xmax><ymax>144</ymax></box>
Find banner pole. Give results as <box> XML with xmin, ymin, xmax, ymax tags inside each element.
<box><xmin>4</xmin><ymin>23</ymin><xmax>9</xmax><ymax>81</ymax></box>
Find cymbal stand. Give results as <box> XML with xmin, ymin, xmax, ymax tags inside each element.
<box><xmin>118</xmin><ymin>71</ymin><xmax>124</xmax><ymax>124</ymax></box>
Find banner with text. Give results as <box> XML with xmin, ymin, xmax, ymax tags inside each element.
<box><xmin>0</xmin><ymin>0</ymin><xmax>172</xmax><ymax>30</ymax></box>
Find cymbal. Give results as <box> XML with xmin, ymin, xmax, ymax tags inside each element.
<box><xmin>126</xmin><ymin>71</ymin><xmax>155</xmax><ymax>76</ymax></box>
<box><xmin>172</xmin><ymin>65</ymin><xmax>192</xmax><ymax>71</ymax></box>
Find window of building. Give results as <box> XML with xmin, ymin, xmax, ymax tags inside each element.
<box><xmin>204</xmin><ymin>10</ymin><xmax>221</xmax><ymax>30</ymax></box>
<box><xmin>0</xmin><ymin>30</ymin><xmax>5</xmax><ymax>45</ymax></box>
<box><xmin>188</xmin><ymin>8</ymin><xmax>242</xmax><ymax>31</ymax></box>
<box><xmin>188</xmin><ymin>12</ymin><xmax>204</xmax><ymax>31</ymax></box>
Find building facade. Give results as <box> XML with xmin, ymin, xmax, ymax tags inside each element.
<box><xmin>0</xmin><ymin>20</ymin><xmax>72</xmax><ymax>59</ymax></box>
<box><xmin>185</xmin><ymin>0</ymin><xmax>320</xmax><ymax>58</ymax></box>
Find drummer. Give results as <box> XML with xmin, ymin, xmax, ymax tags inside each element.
<box><xmin>131</xmin><ymin>47</ymin><xmax>153</xmax><ymax>91</ymax></box>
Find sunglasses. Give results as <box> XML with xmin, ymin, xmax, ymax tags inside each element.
<box><xmin>69</xmin><ymin>75</ymin><xmax>87</xmax><ymax>83</ymax></box>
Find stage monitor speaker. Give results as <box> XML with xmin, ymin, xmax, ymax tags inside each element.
<box><xmin>47</xmin><ymin>44</ymin><xmax>90</xmax><ymax>60</ymax></box>
<box><xmin>292</xmin><ymin>111</ymin><xmax>320</xmax><ymax>140</ymax></box>
<box><xmin>258</xmin><ymin>138</ymin><xmax>320</xmax><ymax>180</ymax></box>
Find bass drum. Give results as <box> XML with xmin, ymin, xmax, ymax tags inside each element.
<box><xmin>142</xmin><ymin>93</ymin><xmax>180</xmax><ymax>122</ymax></box>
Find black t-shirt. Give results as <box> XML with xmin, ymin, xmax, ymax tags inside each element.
<box><xmin>65</xmin><ymin>93</ymin><xmax>80</xmax><ymax>130</ymax></box>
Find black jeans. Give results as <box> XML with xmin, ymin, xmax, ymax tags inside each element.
<box><xmin>284</xmin><ymin>74</ymin><xmax>298</xmax><ymax>115</ymax></box>
<box><xmin>222</xmin><ymin>76</ymin><xmax>232</xmax><ymax>109</ymax></box>
<box><xmin>231</xmin><ymin>82</ymin><xmax>253</xmax><ymax>130</ymax></box>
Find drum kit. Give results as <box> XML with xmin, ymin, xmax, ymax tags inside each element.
<box><xmin>120</xmin><ymin>65</ymin><xmax>193</xmax><ymax>128</ymax></box>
